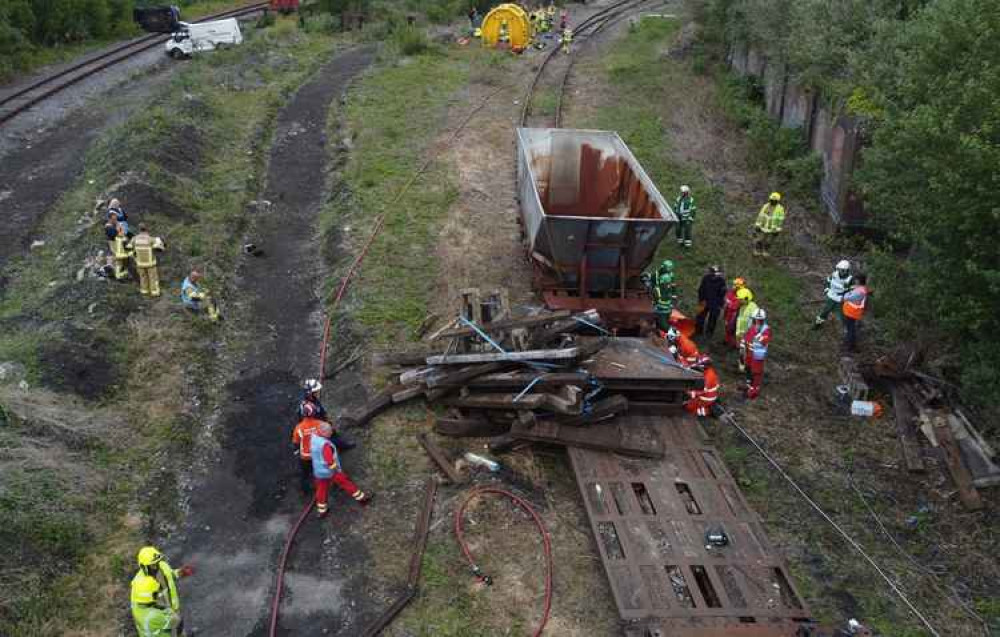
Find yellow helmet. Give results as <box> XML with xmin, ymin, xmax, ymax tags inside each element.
<box><xmin>769</xmin><ymin>192</ymin><xmax>781</xmax><ymax>202</ymax></box>
<box><xmin>733</xmin><ymin>277</ymin><xmax>746</xmax><ymax>288</ymax></box>
<box><xmin>137</xmin><ymin>546</ymin><xmax>163</xmax><ymax>567</ymax></box>
<box><xmin>131</xmin><ymin>574</ymin><xmax>161</xmax><ymax>605</ymax></box>
<box><xmin>474</xmin><ymin>27</ymin><xmax>482</xmax><ymax>37</ymax></box>
<box><xmin>736</xmin><ymin>287</ymin><xmax>754</xmax><ymax>302</ymax></box>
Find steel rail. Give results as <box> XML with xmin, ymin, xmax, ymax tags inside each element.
<box><xmin>0</xmin><ymin>2</ymin><xmax>269</xmax><ymax>126</ymax></box>
<box><xmin>519</xmin><ymin>0</ymin><xmax>646</xmax><ymax>128</ymax></box>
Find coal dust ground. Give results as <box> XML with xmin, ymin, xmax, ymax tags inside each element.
<box><xmin>172</xmin><ymin>48</ymin><xmax>376</xmax><ymax>637</ymax></box>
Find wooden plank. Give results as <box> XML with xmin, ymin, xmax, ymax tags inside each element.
<box><xmin>434</xmin><ymin>371</ymin><xmax>591</xmax><ymax>390</ymax></box>
<box><xmin>510</xmin><ymin>412</ymin><xmax>663</xmax><ymax>458</ymax></box>
<box><xmin>955</xmin><ymin>408</ymin><xmax>996</xmax><ymax>459</ymax></box>
<box><xmin>933</xmin><ymin>420</ymin><xmax>984</xmax><ymax>510</ymax></box>
<box><xmin>417</xmin><ymin>433</ymin><xmax>465</xmax><ymax>484</ymax></box>
<box><xmin>426</xmin><ymin>340</ymin><xmax>605</xmax><ymax>366</ymax></box>
<box><xmin>434</xmin><ymin>310</ymin><xmax>572</xmax><ymax>339</ymax></box>
<box><xmin>434</xmin><ymin>417</ymin><xmax>511</xmax><ymax>438</ymax></box>
<box><xmin>553</xmin><ymin>394</ymin><xmax>629</xmax><ymax>427</ymax></box>
<box><xmin>441</xmin><ymin>389</ymin><xmax>582</xmax><ymax>415</ymax></box>
<box><xmin>373</xmin><ymin>351</ymin><xmax>434</xmax><ymax>367</ymax></box>
<box><xmin>425</xmin><ymin>362</ymin><xmax>507</xmax><ymax>388</ymax></box>
<box><xmin>890</xmin><ymin>385</ymin><xmax>925</xmax><ymax>473</ymax></box>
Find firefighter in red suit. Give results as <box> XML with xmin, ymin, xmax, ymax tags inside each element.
<box><xmin>663</xmin><ymin>327</ymin><xmax>701</xmax><ymax>367</ymax></box>
<box><xmin>723</xmin><ymin>277</ymin><xmax>747</xmax><ymax>348</ymax></box>
<box><xmin>684</xmin><ymin>356</ymin><xmax>720</xmax><ymax>417</ymax></box>
<box><xmin>310</xmin><ymin>421</ymin><xmax>372</xmax><ymax>518</ymax></box>
<box><xmin>741</xmin><ymin>307</ymin><xmax>771</xmax><ymax>400</ymax></box>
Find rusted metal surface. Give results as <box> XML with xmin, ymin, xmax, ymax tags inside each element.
<box><xmin>512</xmin><ymin>412</ymin><xmax>665</xmax><ymax>458</ymax></box>
<box><xmin>516</xmin><ymin>128</ymin><xmax>675</xmax><ymax>305</ymax></box>
<box><xmin>569</xmin><ymin>415</ymin><xmax>812</xmax><ymax>634</ymax></box>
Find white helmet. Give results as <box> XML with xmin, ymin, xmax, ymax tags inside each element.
<box><xmin>303</xmin><ymin>379</ymin><xmax>322</xmax><ymax>393</ymax></box>
<box><xmin>752</xmin><ymin>308</ymin><xmax>767</xmax><ymax>321</ymax></box>
<box><xmin>666</xmin><ymin>326</ymin><xmax>679</xmax><ymax>340</ymax></box>
<box><xmin>680</xmin><ymin>185</ymin><xmax>691</xmax><ymax>194</ymax></box>
<box><xmin>836</xmin><ymin>259</ymin><xmax>850</xmax><ymax>271</ymax></box>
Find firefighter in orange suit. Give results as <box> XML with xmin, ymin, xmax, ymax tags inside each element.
<box><xmin>664</xmin><ymin>327</ymin><xmax>701</xmax><ymax>367</ymax></box>
<box><xmin>685</xmin><ymin>357</ymin><xmax>720</xmax><ymax>417</ymax></box>
<box><xmin>741</xmin><ymin>308</ymin><xmax>771</xmax><ymax>399</ymax></box>
<box><xmin>292</xmin><ymin>416</ymin><xmax>324</xmax><ymax>495</ymax></box>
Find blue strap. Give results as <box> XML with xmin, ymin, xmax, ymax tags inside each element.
<box><xmin>573</xmin><ymin>314</ymin><xmax>609</xmax><ymax>335</ymax></box>
<box><xmin>513</xmin><ymin>376</ymin><xmax>544</xmax><ymax>402</ymax></box>
<box><xmin>458</xmin><ymin>316</ymin><xmax>506</xmax><ymax>354</ymax></box>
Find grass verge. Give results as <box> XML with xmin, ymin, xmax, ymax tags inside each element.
<box><xmin>0</xmin><ymin>17</ymin><xmax>343</xmax><ymax>635</ymax></box>
<box><xmin>321</xmin><ymin>43</ymin><xmax>469</xmax><ymax>341</ymax></box>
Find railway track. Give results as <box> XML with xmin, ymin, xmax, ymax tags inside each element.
<box><xmin>0</xmin><ymin>2</ymin><xmax>269</xmax><ymax>126</ymax></box>
<box><xmin>520</xmin><ymin>0</ymin><xmax>650</xmax><ymax>128</ymax></box>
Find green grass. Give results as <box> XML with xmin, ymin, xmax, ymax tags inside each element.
<box><xmin>0</xmin><ymin>18</ymin><xmax>344</xmax><ymax>635</ymax></box>
<box><xmin>322</xmin><ymin>44</ymin><xmax>470</xmax><ymax>341</ymax></box>
<box><xmin>571</xmin><ymin>18</ymin><xmax>808</xmax><ymax>352</ymax></box>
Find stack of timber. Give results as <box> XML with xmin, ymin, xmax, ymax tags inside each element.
<box><xmin>352</xmin><ymin>307</ymin><xmax>702</xmax><ymax>460</ymax></box>
<box><xmin>872</xmin><ymin>350</ymin><xmax>998</xmax><ymax>510</ymax></box>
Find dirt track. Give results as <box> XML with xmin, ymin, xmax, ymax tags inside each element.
<box><xmin>173</xmin><ymin>47</ymin><xmax>375</xmax><ymax>637</ymax></box>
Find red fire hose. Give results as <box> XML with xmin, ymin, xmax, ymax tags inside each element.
<box><xmin>454</xmin><ymin>486</ymin><xmax>554</xmax><ymax>637</ymax></box>
<box><xmin>267</xmin><ymin>87</ymin><xmax>503</xmax><ymax>637</ymax></box>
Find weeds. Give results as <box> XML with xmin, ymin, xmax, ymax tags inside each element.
<box><xmin>0</xmin><ymin>19</ymin><xmax>343</xmax><ymax>635</ymax></box>
<box><xmin>322</xmin><ymin>46</ymin><xmax>468</xmax><ymax>341</ymax></box>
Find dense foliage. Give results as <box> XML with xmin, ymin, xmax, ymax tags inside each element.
<box><xmin>705</xmin><ymin>0</ymin><xmax>1000</xmax><ymax>415</ymax></box>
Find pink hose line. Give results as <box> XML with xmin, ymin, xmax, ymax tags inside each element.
<box><xmin>454</xmin><ymin>487</ymin><xmax>554</xmax><ymax>637</ymax></box>
<box><xmin>267</xmin><ymin>86</ymin><xmax>504</xmax><ymax>637</ymax></box>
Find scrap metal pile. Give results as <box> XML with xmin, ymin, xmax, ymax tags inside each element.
<box><xmin>345</xmin><ymin>301</ymin><xmax>701</xmax><ymax>462</ymax></box>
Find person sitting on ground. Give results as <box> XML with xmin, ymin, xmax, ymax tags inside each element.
<box><xmin>108</xmin><ymin>198</ymin><xmax>131</xmax><ymax>237</ymax></box>
<box><xmin>181</xmin><ymin>269</ymin><xmax>220</xmax><ymax>321</ymax></box>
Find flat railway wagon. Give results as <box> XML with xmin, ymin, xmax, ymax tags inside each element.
<box><xmin>516</xmin><ymin>127</ymin><xmax>675</xmax><ymax>331</ymax></box>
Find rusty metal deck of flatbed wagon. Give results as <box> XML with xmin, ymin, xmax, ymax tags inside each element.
<box><xmin>569</xmin><ymin>415</ymin><xmax>814</xmax><ymax>636</ymax></box>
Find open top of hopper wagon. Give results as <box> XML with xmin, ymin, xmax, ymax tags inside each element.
<box><xmin>516</xmin><ymin>128</ymin><xmax>676</xmax><ymax>330</ymax></box>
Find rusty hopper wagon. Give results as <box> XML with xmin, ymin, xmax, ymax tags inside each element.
<box><xmin>516</xmin><ymin>128</ymin><xmax>675</xmax><ymax>331</ymax></box>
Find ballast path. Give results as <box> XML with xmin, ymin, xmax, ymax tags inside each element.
<box><xmin>174</xmin><ymin>47</ymin><xmax>374</xmax><ymax>637</ymax></box>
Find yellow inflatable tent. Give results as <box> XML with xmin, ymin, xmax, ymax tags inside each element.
<box><xmin>480</xmin><ymin>3</ymin><xmax>532</xmax><ymax>50</ymax></box>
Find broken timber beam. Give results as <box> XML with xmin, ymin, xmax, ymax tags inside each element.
<box><xmin>433</xmin><ymin>310</ymin><xmax>572</xmax><ymax>339</ymax></box>
<box><xmin>529</xmin><ymin>309</ymin><xmax>602</xmax><ymax>348</ymax></box>
<box><xmin>933</xmin><ymin>420</ymin><xmax>984</xmax><ymax>511</ymax></box>
<box><xmin>427</xmin><ymin>344</ymin><xmax>592</xmax><ymax>366</ymax></box>
<box><xmin>373</xmin><ymin>351</ymin><xmax>434</xmax><ymax>367</ymax></box>
<box><xmin>417</xmin><ymin>433</ymin><xmax>465</xmax><ymax>484</ymax></box>
<box><xmin>432</xmin><ymin>371</ymin><xmax>591</xmax><ymax>390</ymax></box>
<box><xmin>434</xmin><ymin>417</ymin><xmax>511</xmax><ymax>438</ymax></box>
<box><xmin>509</xmin><ymin>412</ymin><xmax>664</xmax><ymax>458</ymax></box>
<box><xmin>890</xmin><ymin>385</ymin><xmax>925</xmax><ymax>473</ymax></box>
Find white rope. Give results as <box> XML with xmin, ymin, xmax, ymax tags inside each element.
<box><xmin>720</xmin><ymin>412</ymin><xmax>941</xmax><ymax>636</ymax></box>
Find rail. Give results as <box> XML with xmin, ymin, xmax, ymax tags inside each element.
<box><xmin>0</xmin><ymin>2</ymin><xmax>269</xmax><ymax>126</ymax></box>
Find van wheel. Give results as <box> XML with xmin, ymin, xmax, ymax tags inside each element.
<box><xmin>169</xmin><ymin>48</ymin><xmax>184</xmax><ymax>59</ymax></box>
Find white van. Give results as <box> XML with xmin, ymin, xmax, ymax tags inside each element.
<box><xmin>165</xmin><ymin>18</ymin><xmax>242</xmax><ymax>58</ymax></box>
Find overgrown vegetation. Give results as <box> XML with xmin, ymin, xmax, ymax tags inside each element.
<box><xmin>699</xmin><ymin>0</ymin><xmax>1000</xmax><ymax>427</ymax></box>
<box><xmin>0</xmin><ymin>18</ymin><xmax>341</xmax><ymax>635</ymax></box>
<box><xmin>0</xmin><ymin>0</ymin><xmax>256</xmax><ymax>80</ymax></box>
<box><xmin>322</xmin><ymin>41</ymin><xmax>469</xmax><ymax>340</ymax></box>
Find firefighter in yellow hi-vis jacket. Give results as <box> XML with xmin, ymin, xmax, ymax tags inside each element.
<box><xmin>108</xmin><ymin>218</ymin><xmax>132</xmax><ymax>280</ymax></box>
<box><xmin>127</xmin><ymin>224</ymin><xmax>165</xmax><ymax>297</ymax></box>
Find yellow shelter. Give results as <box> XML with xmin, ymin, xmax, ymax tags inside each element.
<box><xmin>480</xmin><ymin>3</ymin><xmax>532</xmax><ymax>49</ymax></box>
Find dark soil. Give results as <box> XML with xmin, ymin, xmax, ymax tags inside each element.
<box><xmin>37</xmin><ymin>325</ymin><xmax>119</xmax><ymax>400</ymax></box>
<box><xmin>173</xmin><ymin>47</ymin><xmax>376</xmax><ymax>637</ymax></box>
<box><xmin>112</xmin><ymin>180</ymin><xmax>192</xmax><ymax>221</ymax></box>
<box><xmin>148</xmin><ymin>123</ymin><xmax>204</xmax><ymax>180</ymax></box>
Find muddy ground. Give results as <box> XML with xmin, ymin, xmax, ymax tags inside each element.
<box><xmin>172</xmin><ymin>47</ymin><xmax>377</xmax><ymax>636</ymax></box>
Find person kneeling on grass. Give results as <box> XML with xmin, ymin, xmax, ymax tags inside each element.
<box><xmin>311</xmin><ymin>421</ymin><xmax>373</xmax><ymax>518</ymax></box>
<box><xmin>181</xmin><ymin>269</ymin><xmax>221</xmax><ymax>321</ymax></box>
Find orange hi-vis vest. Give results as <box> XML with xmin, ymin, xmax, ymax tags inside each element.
<box><xmin>292</xmin><ymin>417</ymin><xmax>324</xmax><ymax>458</ymax></box>
<box><xmin>842</xmin><ymin>285</ymin><xmax>869</xmax><ymax>320</ymax></box>
<box><xmin>676</xmin><ymin>333</ymin><xmax>700</xmax><ymax>366</ymax></box>
<box><xmin>686</xmin><ymin>366</ymin><xmax>720</xmax><ymax>417</ymax></box>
